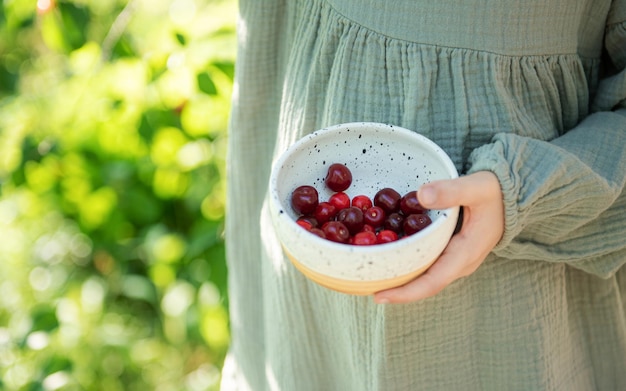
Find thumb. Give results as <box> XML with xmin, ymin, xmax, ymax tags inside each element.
<box><xmin>418</xmin><ymin>172</ymin><xmax>499</xmax><ymax>209</ymax></box>
<box><xmin>416</xmin><ymin>181</ymin><xmax>457</xmax><ymax>209</ymax></box>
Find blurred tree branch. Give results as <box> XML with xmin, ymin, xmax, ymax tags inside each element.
<box><xmin>101</xmin><ymin>0</ymin><xmax>137</xmax><ymax>63</ymax></box>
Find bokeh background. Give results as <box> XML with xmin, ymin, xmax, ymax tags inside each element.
<box><xmin>0</xmin><ymin>0</ymin><xmax>235</xmax><ymax>389</ymax></box>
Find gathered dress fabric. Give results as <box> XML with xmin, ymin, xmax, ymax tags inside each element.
<box><xmin>221</xmin><ymin>1</ymin><xmax>626</xmax><ymax>390</ymax></box>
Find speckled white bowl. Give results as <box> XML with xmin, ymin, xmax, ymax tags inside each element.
<box><xmin>269</xmin><ymin>122</ymin><xmax>460</xmax><ymax>295</ymax></box>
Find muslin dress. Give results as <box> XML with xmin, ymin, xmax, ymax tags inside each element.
<box><xmin>222</xmin><ymin>1</ymin><xmax>626</xmax><ymax>390</ymax></box>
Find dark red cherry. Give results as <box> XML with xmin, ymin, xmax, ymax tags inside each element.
<box><xmin>384</xmin><ymin>212</ymin><xmax>405</xmax><ymax>233</ymax></box>
<box><xmin>296</xmin><ymin>215</ymin><xmax>318</xmax><ymax>229</ymax></box>
<box><xmin>363</xmin><ymin>206</ymin><xmax>385</xmax><ymax>228</ymax></box>
<box><xmin>336</xmin><ymin>206</ymin><xmax>364</xmax><ymax>235</ymax></box>
<box><xmin>373</xmin><ymin>188</ymin><xmax>401</xmax><ymax>214</ymax></box>
<box><xmin>403</xmin><ymin>213</ymin><xmax>432</xmax><ymax>235</ymax></box>
<box><xmin>321</xmin><ymin>221</ymin><xmax>350</xmax><ymax>243</ymax></box>
<box><xmin>309</xmin><ymin>228</ymin><xmax>326</xmax><ymax>239</ymax></box>
<box><xmin>361</xmin><ymin>224</ymin><xmax>376</xmax><ymax>233</ymax></box>
<box><xmin>400</xmin><ymin>191</ymin><xmax>427</xmax><ymax>215</ymax></box>
<box><xmin>291</xmin><ymin>185</ymin><xmax>319</xmax><ymax>215</ymax></box>
<box><xmin>325</xmin><ymin>163</ymin><xmax>352</xmax><ymax>192</ymax></box>
<box><xmin>314</xmin><ymin>201</ymin><xmax>337</xmax><ymax>225</ymax></box>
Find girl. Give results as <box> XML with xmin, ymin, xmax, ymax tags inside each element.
<box><xmin>222</xmin><ymin>1</ymin><xmax>626</xmax><ymax>389</ymax></box>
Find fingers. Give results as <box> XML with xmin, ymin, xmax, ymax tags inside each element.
<box><xmin>373</xmin><ymin>228</ymin><xmax>479</xmax><ymax>304</ymax></box>
<box><xmin>418</xmin><ymin>171</ymin><xmax>501</xmax><ymax>210</ymax></box>
<box><xmin>372</xmin><ymin>171</ymin><xmax>505</xmax><ymax>304</ymax></box>
<box><xmin>373</xmin><ymin>253</ymin><xmax>457</xmax><ymax>304</ymax></box>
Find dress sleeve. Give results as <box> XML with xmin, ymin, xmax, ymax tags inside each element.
<box><xmin>467</xmin><ymin>9</ymin><xmax>626</xmax><ymax>278</ymax></box>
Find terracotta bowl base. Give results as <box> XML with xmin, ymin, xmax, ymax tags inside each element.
<box><xmin>284</xmin><ymin>249</ymin><xmax>433</xmax><ymax>296</ymax></box>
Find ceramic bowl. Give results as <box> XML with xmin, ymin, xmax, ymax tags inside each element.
<box><xmin>269</xmin><ymin>122</ymin><xmax>460</xmax><ymax>295</ymax></box>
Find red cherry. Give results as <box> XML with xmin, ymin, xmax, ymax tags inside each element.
<box><xmin>297</xmin><ymin>215</ymin><xmax>318</xmax><ymax>229</ymax></box>
<box><xmin>291</xmin><ymin>185</ymin><xmax>318</xmax><ymax>215</ymax></box>
<box><xmin>374</xmin><ymin>188</ymin><xmax>401</xmax><ymax>214</ymax></box>
<box><xmin>328</xmin><ymin>192</ymin><xmax>351</xmax><ymax>211</ymax></box>
<box><xmin>400</xmin><ymin>191</ymin><xmax>427</xmax><ymax>215</ymax></box>
<box><xmin>351</xmin><ymin>195</ymin><xmax>373</xmax><ymax>211</ymax></box>
<box><xmin>309</xmin><ymin>228</ymin><xmax>326</xmax><ymax>239</ymax></box>
<box><xmin>314</xmin><ymin>201</ymin><xmax>338</xmax><ymax>225</ymax></box>
<box><xmin>336</xmin><ymin>206</ymin><xmax>365</xmax><ymax>235</ymax></box>
<box><xmin>403</xmin><ymin>213</ymin><xmax>432</xmax><ymax>235</ymax></box>
<box><xmin>361</xmin><ymin>224</ymin><xmax>376</xmax><ymax>233</ymax></box>
<box><xmin>353</xmin><ymin>231</ymin><xmax>377</xmax><ymax>245</ymax></box>
<box><xmin>376</xmin><ymin>230</ymin><xmax>399</xmax><ymax>244</ymax></box>
<box><xmin>290</xmin><ymin>163</ymin><xmax>433</xmax><ymax>246</ymax></box>
<box><xmin>321</xmin><ymin>221</ymin><xmax>350</xmax><ymax>243</ymax></box>
<box><xmin>325</xmin><ymin>163</ymin><xmax>352</xmax><ymax>192</ymax></box>
<box><xmin>384</xmin><ymin>212</ymin><xmax>405</xmax><ymax>233</ymax></box>
<box><xmin>296</xmin><ymin>219</ymin><xmax>313</xmax><ymax>230</ymax></box>
<box><xmin>363</xmin><ymin>206</ymin><xmax>385</xmax><ymax>228</ymax></box>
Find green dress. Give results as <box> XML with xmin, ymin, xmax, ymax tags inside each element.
<box><xmin>222</xmin><ymin>1</ymin><xmax>626</xmax><ymax>390</ymax></box>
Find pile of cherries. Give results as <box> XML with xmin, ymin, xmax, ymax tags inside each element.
<box><xmin>290</xmin><ymin>163</ymin><xmax>432</xmax><ymax>245</ymax></box>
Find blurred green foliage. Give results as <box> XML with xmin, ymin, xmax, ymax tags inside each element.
<box><xmin>0</xmin><ymin>0</ymin><xmax>236</xmax><ymax>389</ymax></box>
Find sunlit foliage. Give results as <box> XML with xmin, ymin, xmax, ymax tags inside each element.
<box><xmin>0</xmin><ymin>0</ymin><xmax>235</xmax><ymax>389</ymax></box>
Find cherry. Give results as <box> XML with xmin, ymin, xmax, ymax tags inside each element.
<box><xmin>309</xmin><ymin>228</ymin><xmax>326</xmax><ymax>239</ymax></box>
<box><xmin>400</xmin><ymin>191</ymin><xmax>427</xmax><ymax>215</ymax></box>
<box><xmin>336</xmin><ymin>206</ymin><xmax>365</xmax><ymax>235</ymax></box>
<box><xmin>361</xmin><ymin>224</ymin><xmax>376</xmax><ymax>233</ymax></box>
<box><xmin>376</xmin><ymin>230</ymin><xmax>399</xmax><ymax>244</ymax></box>
<box><xmin>374</xmin><ymin>187</ymin><xmax>401</xmax><ymax>214</ymax></box>
<box><xmin>322</xmin><ymin>221</ymin><xmax>350</xmax><ymax>243</ymax></box>
<box><xmin>297</xmin><ymin>215</ymin><xmax>318</xmax><ymax>229</ymax></box>
<box><xmin>296</xmin><ymin>219</ymin><xmax>313</xmax><ymax>230</ymax></box>
<box><xmin>289</xmin><ymin>162</ymin><xmax>432</xmax><ymax>246</ymax></box>
<box><xmin>363</xmin><ymin>205</ymin><xmax>385</xmax><ymax>228</ymax></box>
<box><xmin>291</xmin><ymin>185</ymin><xmax>319</xmax><ymax>215</ymax></box>
<box><xmin>314</xmin><ymin>201</ymin><xmax>338</xmax><ymax>225</ymax></box>
<box><xmin>384</xmin><ymin>212</ymin><xmax>405</xmax><ymax>233</ymax></box>
<box><xmin>353</xmin><ymin>231</ymin><xmax>377</xmax><ymax>245</ymax></box>
<box><xmin>351</xmin><ymin>195</ymin><xmax>373</xmax><ymax>211</ymax></box>
<box><xmin>328</xmin><ymin>192</ymin><xmax>351</xmax><ymax>211</ymax></box>
<box><xmin>325</xmin><ymin>163</ymin><xmax>352</xmax><ymax>192</ymax></box>
<box><xmin>403</xmin><ymin>213</ymin><xmax>432</xmax><ymax>235</ymax></box>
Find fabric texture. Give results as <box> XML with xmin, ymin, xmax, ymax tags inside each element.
<box><xmin>222</xmin><ymin>1</ymin><xmax>626</xmax><ymax>390</ymax></box>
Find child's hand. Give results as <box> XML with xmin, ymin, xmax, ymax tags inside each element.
<box><xmin>373</xmin><ymin>171</ymin><xmax>504</xmax><ymax>304</ymax></box>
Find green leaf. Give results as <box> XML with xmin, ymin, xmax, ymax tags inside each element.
<box><xmin>197</xmin><ymin>72</ymin><xmax>218</xmax><ymax>95</ymax></box>
<box><xmin>186</xmin><ymin>219</ymin><xmax>222</xmax><ymax>259</ymax></box>
<box><xmin>43</xmin><ymin>355</ymin><xmax>73</xmax><ymax>375</ymax></box>
<box><xmin>22</xmin><ymin>381</ymin><xmax>44</xmax><ymax>391</ymax></box>
<box><xmin>175</xmin><ymin>32</ymin><xmax>186</xmax><ymax>46</ymax></box>
<box><xmin>112</xmin><ymin>35</ymin><xmax>136</xmax><ymax>59</ymax></box>
<box><xmin>0</xmin><ymin>63</ymin><xmax>18</xmax><ymax>96</ymax></box>
<box><xmin>212</xmin><ymin>60</ymin><xmax>235</xmax><ymax>81</ymax></box>
<box><xmin>140</xmin><ymin>108</ymin><xmax>182</xmax><ymax>141</ymax></box>
<box><xmin>206</xmin><ymin>242</ymin><xmax>227</xmax><ymax>292</ymax></box>
<box><xmin>30</xmin><ymin>305</ymin><xmax>59</xmax><ymax>332</ymax></box>
<box><xmin>58</xmin><ymin>2</ymin><xmax>89</xmax><ymax>51</ymax></box>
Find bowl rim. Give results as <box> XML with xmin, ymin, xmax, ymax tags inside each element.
<box><xmin>270</xmin><ymin>121</ymin><xmax>460</xmax><ymax>256</ymax></box>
